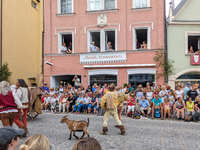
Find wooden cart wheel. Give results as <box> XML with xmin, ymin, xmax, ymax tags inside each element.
<box><xmin>27</xmin><ymin>109</ymin><xmax>39</xmax><ymax>118</ymax></box>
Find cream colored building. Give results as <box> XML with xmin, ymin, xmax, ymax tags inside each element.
<box><xmin>1</xmin><ymin>0</ymin><xmax>43</xmax><ymax>85</ymax></box>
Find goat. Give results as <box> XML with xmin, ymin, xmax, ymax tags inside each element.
<box><xmin>60</xmin><ymin>115</ymin><xmax>90</xmax><ymax>140</ymax></box>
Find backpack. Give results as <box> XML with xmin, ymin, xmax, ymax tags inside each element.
<box><xmin>154</xmin><ymin>109</ymin><xmax>161</xmax><ymax>118</ymax></box>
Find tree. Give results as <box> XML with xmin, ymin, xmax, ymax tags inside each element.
<box><xmin>0</xmin><ymin>62</ymin><xmax>12</xmax><ymax>82</ymax></box>
<box><xmin>153</xmin><ymin>50</ymin><xmax>175</xmax><ymax>79</ymax></box>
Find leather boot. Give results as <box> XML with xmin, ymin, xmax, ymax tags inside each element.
<box><xmin>19</xmin><ymin>125</ymin><xmax>28</xmax><ymax>137</ymax></box>
<box><xmin>119</xmin><ymin>125</ymin><xmax>126</xmax><ymax>135</ymax></box>
<box><xmin>100</xmin><ymin>127</ymin><xmax>107</xmax><ymax>135</ymax></box>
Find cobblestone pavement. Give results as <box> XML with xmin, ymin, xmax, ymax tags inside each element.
<box><xmin>1</xmin><ymin>113</ymin><xmax>200</xmax><ymax>150</ymax></box>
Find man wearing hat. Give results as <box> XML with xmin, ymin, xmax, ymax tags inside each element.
<box><xmin>0</xmin><ymin>126</ymin><xmax>24</xmax><ymax>150</ymax></box>
<box><xmin>100</xmin><ymin>84</ymin><xmax>126</xmax><ymax>135</ymax></box>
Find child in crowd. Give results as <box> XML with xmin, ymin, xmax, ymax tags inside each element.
<box><xmin>186</xmin><ymin>97</ymin><xmax>195</xmax><ymax>115</ymax></box>
<box><xmin>163</xmin><ymin>98</ymin><xmax>171</xmax><ymax>120</ymax></box>
<box><xmin>168</xmin><ymin>91</ymin><xmax>175</xmax><ymax>119</ymax></box>
<box><xmin>126</xmin><ymin>94</ymin><xmax>135</xmax><ymax>118</ymax></box>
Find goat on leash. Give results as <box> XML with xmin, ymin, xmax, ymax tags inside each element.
<box><xmin>60</xmin><ymin>115</ymin><xmax>90</xmax><ymax>140</ymax></box>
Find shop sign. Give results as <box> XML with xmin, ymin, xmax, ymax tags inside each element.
<box><xmin>79</xmin><ymin>52</ymin><xmax>126</xmax><ymax>64</ymax></box>
<box><xmin>191</xmin><ymin>55</ymin><xmax>200</xmax><ymax>65</ymax></box>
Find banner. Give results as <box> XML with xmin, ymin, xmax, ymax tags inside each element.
<box><xmin>191</xmin><ymin>55</ymin><xmax>200</xmax><ymax>65</ymax></box>
<box><xmin>79</xmin><ymin>52</ymin><xmax>126</xmax><ymax>64</ymax></box>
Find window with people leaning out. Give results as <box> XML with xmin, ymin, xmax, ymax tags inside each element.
<box><xmin>135</xmin><ymin>29</ymin><xmax>148</xmax><ymax>50</ymax></box>
<box><xmin>188</xmin><ymin>36</ymin><xmax>200</xmax><ymax>55</ymax></box>
<box><xmin>90</xmin><ymin>31</ymin><xmax>116</xmax><ymax>52</ymax></box>
<box><xmin>89</xmin><ymin>0</ymin><xmax>116</xmax><ymax>11</ymax></box>
<box><xmin>60</xmin><ymin>34</ymin><xmax>72</xmax><ymax>54</ymax></box>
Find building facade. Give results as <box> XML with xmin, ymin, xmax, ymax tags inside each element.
<box><xmin>44</xmin><ymin>0</ymin><xmax>165</xmax><ymax>88</ymax></box>
<box><xmin>1</xmin><ymin>0</ymin><xmax>43</xmax><ymax>85</ymax></box>
<box><xmin>167</xmin><ymin>0</ymin><xmax>200</xmax><ymax>89</ymax></box>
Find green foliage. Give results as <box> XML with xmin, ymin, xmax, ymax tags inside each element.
<box><xmin>0</xmin><ymin>62</ymin><xmax>12</xmax><ymax>82</ymax></box>
<box><xmin>153</xmin><ymin>50</ymin><xmax>175</xmax><ymax>79</ymax></box>
<box><xmin>123</xmin><ymin>83</ymin><xmax>127</xmax><ymax>88</ymax></box>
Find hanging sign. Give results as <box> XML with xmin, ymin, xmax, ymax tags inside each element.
<box><xmin>80</xmin><ymin>52</ymin><xmax>126</xmax><ymax>64</ymax></box>
<box><xmin>191</xmin><ymin>55</ymin><xmax>200</xmax><ymax>65</ymax></box>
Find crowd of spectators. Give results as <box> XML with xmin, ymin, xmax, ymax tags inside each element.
<box><xmin>40</xmin><ymin>80</ymin><xmax>200</xmax><ymax>121</ymax></box>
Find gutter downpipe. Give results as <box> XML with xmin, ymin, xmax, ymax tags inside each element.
<box><xmin>1</xmin><ymin>0</ymin><xmax>2</xmax><ymax>68</ymax></box>
<box><xmin>164</xmin><ymin>0</ymin><xmax>168</xmax><ymax>83</ymax></box>
<box><xmin>42</xmin><ymin>0</ymin><xmax>44</xmax><ymax>74</ymax></box>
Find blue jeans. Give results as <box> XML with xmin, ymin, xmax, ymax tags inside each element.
<box><xmin>74</xmin><ymin>104</ymin><xmax>85</xmax><ymax>112</ymax></box>
<box><xmin>84</xmin><ymin>104</ymin><xmax>89</xmax><ymax>110</ymax></box>
<box><xmin>88</xmin><ymin>104</ymin><xmax>97</xmax><ymax>109</ymax></box>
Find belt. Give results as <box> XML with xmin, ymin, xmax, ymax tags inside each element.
<box><xmin>23</xmin><ymin>103</ymin><xmax>29</xmax><ymax>106</ymax></box>
<box><xmin>0</xmin><ymin>106</ymin><xmax>17</xmax><ymax>110</ymax></box>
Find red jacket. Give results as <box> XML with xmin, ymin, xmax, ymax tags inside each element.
<box><xmin>0</xmin><ymin>91</ymin><xmax>17</xmax><ymax>112</ymax></box>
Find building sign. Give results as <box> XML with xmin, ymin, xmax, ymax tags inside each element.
<box><xmin>80</xmin><ymin>52</ymin><xmax>126</xmax><ymax>64</ymax></box>
<box><xmin>191</xmin><ymin>55</ymin><xmax>200</xmax><ymax>65</ymax></box>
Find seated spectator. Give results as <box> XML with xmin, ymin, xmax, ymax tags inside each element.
<box><xmin>83</xmin><ymin>93</ymin><xmax>90</xmax><ymax>115</ymax></box>
<box><xmin>175</xmin><ymin>85</ymin><xmax>184</xmax><ymax>100</ymax></box>
<box><xmin>194</xmin><ymin>96</ymin><xmax>200</xmax><ymax>118</ymax></box>
<box><xmin>19</xmin><ymin>134</ymin><xmax>50</xmax><ymax>150</ymax></box>
<box><xmin>74</xmin><ymin>94</ymin><xmax>84</xmax><ymax>114</ymax></box>
<box><xmin>146</xmin><ymin>88</ymin><xmax>153</xmax><ymax>104</ymax></box>
<box><xmin>187</xmin><ymin>85</ymin><xmax>198</xmax><ymax>102</ymax></box>
<box><xmin>174</xmin><ymin>97</ymin><xmax>185</xmax><ymax>121</ymax></box>
<box><xmin>61</xmin><ymin>42</ymin><xmax>67</xmax><ymax>53</ymax></box>
<box><xmin>49</xmin><ymin>88</ymin><xmax>55</xmax><ymax>98</ymax></box>
<box><xmin>106</xmin><ymin>41</ymin><xmax>114</xmax><ymax>50</ymax></box>
<box><xmin>0</xmin><ymin>126</ymin><xmax>24</xmax><ymax>150</ymax></box>
<box><xmin>88</xmin><ymin>89</ymin><xmax>93</xmax><ymax>98</ymax></box>
<box><xmin>140</xmin><ymin>41</ymin><xmax>148</xmax><ymax>49</ymax></box>
<box><xmin>97</xmin><ymin>93</ymin><xmax>103</xmax><ymax>115</ymax></box>
<box><xmin>168</xmin><ymin>91</ymin><xmax>175</xmax><ymax>106</ymax></box>
<box><xmin>72</xmin><ymin>137</ymin><xmax>102</xmax><ymax>150</ymax></box>
<box><xmin>67</xmin><ymin>93</ymin><xmax>76</xmax><ymax>113</ymax></box>
<box><xmin>44</xmin><ymin>93</ymin><xmax>51</xmax><ymax>111</ymax></box>
<box><xmin>153</xmin><ymin>88</ymin><xmax>160</xmax><ymax>98</ymax></box>
<box><xmin>151</xmin><ymin>94</ymin><xmax>163</xmax><ymax>119</ymax></box>
<box><xmin>50</xmin><ymin>94</ymin><xmax>59</xmax><ymax>113</ymax></box>
<box><xmin>90</xmin><ymin>41</ymin><xmax>100</xmax><ymax>51</ymax></box>
<box><xmin>66</xmin><ymin>41</ymin><xmax>72</xmax><ymax>54</ymax></box>
<box><xmin>126</xmin><ymin>94</ymin><xmax>135</xmax><ymax>118</ymax></box>
<box><xmin>197</xmin><ymin>86</ymin><xmax>200</xmax><ymax>95</ymax></box>
<box><xmin>186</xmin><ymin>97</ymin><xmax>195</xmax><ymax>116</ymax></box>
<box><xmin>55</xmin><ymin>87</ymin><xmax>59</xmax><ymax>94</ymax></box>
<box><xmin>196</xmin><ymin>49</ymin><xmax>200</xmax><ymax>55</ymax></box>
<box><xmin>159</xmin><ymin>86</ymin><xmax>168</xmax><ymax>103</ymax></box>
<box><xmin>163</xmin><ymin>98</ymin><xmax>171</xmax><ymax>120</ymax></box>
<box><xmin>41</xmin><ymin>95</ymin><xmax>45</xmax><ymax>110</ymax></box>
<box><xmin>138</xmin><ymin>96</ymin><xmax>151</xmax><ymax>117</ymax></box>
<box><xmin>136</xmin><ymin>88</ymin><xmax>143</xmax><ymax>101</ymax></box>
<box><xmin>59</xmin><ymin>93</ymin><xmax>68</xmax><ymax>114</ymax></box>
<box><xmin>88</xmin><ymin>94</ymin><xmax>98</xmax><ymax>115</ymax></box>
<box><xmin>136</xmin><ymin>39</ymin><xmax>140</xmax><ymax>49</ymax></box>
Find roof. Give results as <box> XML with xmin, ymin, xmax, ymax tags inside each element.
<box><xmin>173</xmin><ymin>0</ymin><xmax>188</xmax><ymax>16</ymax></box>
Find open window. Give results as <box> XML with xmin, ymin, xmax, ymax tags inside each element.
<box><xmin>90</xmin><ymin>32</ymin><xmax>101</xmax><ymax>51</ymax></box>
<box><xmin>135</xmin><ymin>29</ymin><xmax>148</xmax><ymax>49</ymax></box>
<box><xmin>188</xmin><ymin>35</ymin><xmax>200</xmax><ymax>53</ymax></box>
<box><xmin>105</xmin><ymin>31</ymin><xmax>115</xmax><ymax>50</ymax></box>
<box><xmin>58</xmin><ymin>33</ymin><xmax>73</xmax><ymax>53</ymax></box>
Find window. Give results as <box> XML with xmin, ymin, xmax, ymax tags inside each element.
<box><xmin>58</xmin><ymin>32</ymin><xmax>73</xmax><ymax>53</ymax></box>
<box><xmin>133</xmin><ymin>0</ymin><xmax>150</xmax><ymax>8</ymax></box>
<box><xmin>187</xmin><ymin>35</ymin><xmax>200</xmax><ymax>54</ymax></box>
<box><xmin>60</xmin><ymin>0</ymin><xmax>73</xmax><ymax>13</ymax></box>
<box><xmin>88</xmin><ymin>29</ymin><xmax>117</xmax><ymax>52</ymax></box>
<box><xmin>88</xmin><ymin>0</ymin><xmax>116</xmax><ymax>11</ymax></box>
<box><xmin>90</xmin><ymin>75</ymin><xmax>117</xmax><ymax>86</ymax></box>
<box><xmin>31</xmin><ymin>1</ymin><xmax>37</xmax><ymax>9</ymax></box>
<box><xmin>133</xmin><ymin>27</ymin><xmax>150</xmax><ymax>50</ymax></box>
<box><xmin>105</xmin><ymin>0</ymin><xmax>115</xmax><ymax>10</ymax></box>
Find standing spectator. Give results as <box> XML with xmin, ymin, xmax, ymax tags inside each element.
<box><xmin>106</xmin><ymin>41</ymin><xmax>114</xmax><ymax>50</ymax></box>
<box><xmin>159</xmin><ymin>86</ymin><xmax>168</xmax><ymax>103</ymax></box>
<box><xmin>184</xmin><ymin>83</ymin><xmax>191</xmax><ymax>101</ymax></box>
<box><xmin>83</xmin><ymin>93</ymin><xmax>90</xmax><ymax>114</ymax></box>
<box><xmin>67</xmin><ymin>93</ymin><xmax>76</xmax><ymax>113</ymax></box>
<box><xmin>14</xmin><ymin>79</ymin><xmax>30</xmax><ymax>137</ymax></box>
<box><xmin>0</xmin><ymin>81</ymin><xmax>23</xmax><ymax>127</ymax></box>
<box><xmin>187</xmin><ymin>85</ymin><xmax>198</xmax><ymax>102</ymax></box>
<box><xmin>126</xmin><ymin>94</ymin><xmax>135</xmax><ymax>118</ymax></box>
<box><xmin>88</xmin><ymin>94</ymin><xmax>98</xmax><ymax>114</ymax></box>
<box><xmin>151</xmin><ymin>94</ymin><xmax>163</xmax><ymax>119</ymax></box>
<box><xmin>186</xmin><ymin>97</ymin><xmax>195</xmax><ymax>116</ymax></box>
<box><xmin>175</xmin><ymin>85</ymin><xmax>184</xmax><ymax>100</ymax></box>
<box><xmin>59</xmin><ymin>93</ymin><xmax>68</xmax><ymax>114</ymax></box>
<box><xmin>41</xmin><ymin>82</ymin><xmax>49</xmax><ymax>93</ymax></box>
<box><xmin>72</xmin><ymin>76</ymin><xmax>80</xmax><ymax>89</ymax></box>
<box><xmin>174</xmin><ymin>97</ymin><xmax>185</xmax><ymax>121</ymax></box>
<box><xmin>0</xmin><ymin>126</ymin><xmax>24</xmax><ymax>150</ymax></box>
<box><xmin>61</xmin><ymin>42</ymin><xmax>67</xmax><ymax>53</ymax></box>
<box><xmin>163</xmin><ymin>98</ymin><xmax>171</xmax><ymax>120</ymax></box>
<box><xmin>153</xmin><ymin>88</ymin><xmax>160</xmax><ymax>98</ymax></box>
<box><xmin>19</xmin><ymin>134</ymin><xmax>50</xmax><ymax>150</ymax></box>
<box><xmin>139</xmin><ymin>96</ymin><xmax>151</xmax><ymax>117</ymax></box>
<box><xmin>146</xmin><ymin>88</ymin><xmax>153</xmax><ymax>104</ymax></box>
<box><xmin>74</xmin><ymin>94</ymin><xmax>84</xmax><ymax>114</ymax></box>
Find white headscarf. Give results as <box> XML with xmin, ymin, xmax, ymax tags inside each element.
<box><xmin>0</xmin><ymin>81</ymin><xmax>11</xmax><ymax>95</ymax></box>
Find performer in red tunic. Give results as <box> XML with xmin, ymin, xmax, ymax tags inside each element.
<box><xmin>0</xmin><ymin>81</ymin><xmax>23</xmax><ymax>127</ymax></box>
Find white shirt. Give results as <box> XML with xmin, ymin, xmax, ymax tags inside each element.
<box><xmin>44</xmin><ymin>97</ymin><xmax>50</xmax><ymax>103</ymax></box>
<box><xmin>84</xmin><ymin>97</ymin><xmax>90</xmax><ymax>104</ymax></box>
<box><xmin>159</xmin><ymin>90</ymin><xmax>168</xmax><ymax>102</ymax></box>
<box><xmin>146</xmin><ymin>92</ymin><xmax>153</xmax><ymax>100</ymax></box>
<box><xmin>197</xmin><ymin>90</ymin><xmax>200</xmax><ymax>95</ymax></box>
<box><xmin>74</xmin><ymin>78</ymin><xmax>80</xmax><ymax>86</ymax></box>
<box><xmin>61</xmin><ymin>46</ymin><xmax>67</xmax><ymax>52</ymax></box>
<box><xmin>175</xmin><ymin>90</ymin><xmax>184</xmax><ymax>98</ymax></box>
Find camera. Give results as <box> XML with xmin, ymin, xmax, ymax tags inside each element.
<box><xmin>45</xmin><ymin>61</ymin><xmax>54</xmax><ymax>66</ymax></box>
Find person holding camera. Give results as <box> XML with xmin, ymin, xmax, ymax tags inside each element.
<box><xmin>126</xmin><ymin>94</ymin><xmax>135</xmax><ymax>118</ymax></box>
<box><xmin>72</xmin><ymin>76</ymin><xmax>80</xmax><ymax>89</ymax></box>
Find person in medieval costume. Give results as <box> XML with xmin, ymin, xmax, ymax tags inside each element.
<box><xmin>100</xmin><ymin>84</ymin><xmax>126</xmax><ymax>135</ymax></box>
